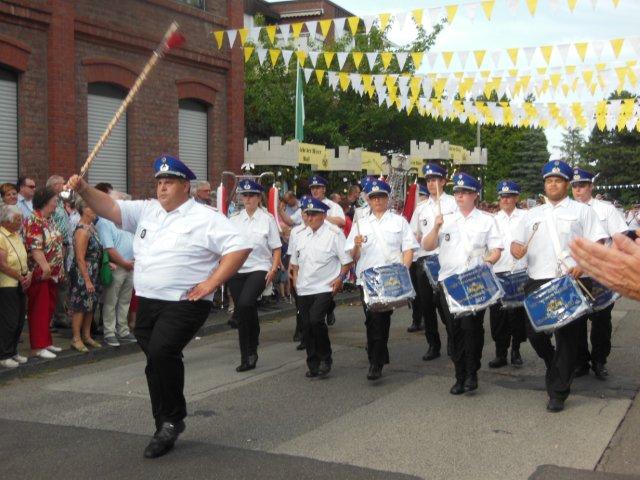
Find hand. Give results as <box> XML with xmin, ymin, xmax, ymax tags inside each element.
<box><xmin>86</xmin><ymin>280</ymin><xmax>95</xmax><ymax>294</ymax></box>
<box><xmin>109</xmin><ymin>262</ymin><xmax>117</xmax><ymax>271</ymax></box>
<box><xmin>187</xmin><ymin>278</ymin><xmax>218</xmax><ymax>301</ymax></box>
<box><xmin>124</xmin><ymin>260</ymin><xmax>135</xmax><ymax>271</ymax></box>
<box><xmin>66</xmin><ymin>175</ymin><xmax>87</xmax><ymax>192</ymax></box>
<box><xmin>20</xmin><ymin>273</ymin><xmax>32</xmax><ymax>291</ymax></box>
<box><xmin>330</xmin><ymin>277</ymin><xmax>343</xmax><ymax>296</ymax></box>
<box><xmin>265</xmin><ymin>269</ymin><xmax>277</xmax><ymax>285</ymax></box>
<box><xmin>511</xmin><ymin>242</ymin><xmax>527</xmax><ymax>259</ymax></box>
<box><xmin>41</xmin><ymin>266</ymin><xmax>51</xmax><ymax>280</ymax></box>
<box><xmin>415</xmin><ymin>232</ymin><xmax>422</xmax><ymax>243</ymax></box>
<box><xmin>568</xmin><ymin>266</ymin><xmax>583</xmax><ymax>279</ymax></box>
<box><xmin>434</xmin><ymin>214</ymin><xmax>444</xmax><ymax>229</ymax></box>
<box><xmin>354</xmin><ymin>235</ymin><xmax>364</xmax><ymax>247</ymax></box>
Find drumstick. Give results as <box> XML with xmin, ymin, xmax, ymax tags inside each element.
<box><xmin>436</xmin><ymin>181</ymin><xmax>441</xmax><ymax>216</ymax></box>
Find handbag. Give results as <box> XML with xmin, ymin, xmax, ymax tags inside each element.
<box><xmin>100</xmin><ymin>250</ymin><xmax>113</xmax><ymax>286</ymax></box>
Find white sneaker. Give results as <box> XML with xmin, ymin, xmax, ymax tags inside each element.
<box><xmin>12</xmin><ymin>354</ymin><xmax>27</xmax><ymax>364</ymax></box>
<box><xmin>0</xmin><ymin>358</ymin><xmax>19</xmax><ymax>368</ymax></box>
<box><xmin>35</xmin><ymin>349</ymin><xmax>56</xmax><ymax>359</ymax></box>
<box><xmin>46</xmin><ymin>345</ymin><xmax>62</xmax><ymax>353</ymax></box>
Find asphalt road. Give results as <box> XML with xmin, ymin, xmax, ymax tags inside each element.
<box><xmin>2</xmin><ymin>298</ymin><xmax>640</xmax><ymax>480</ymax></box>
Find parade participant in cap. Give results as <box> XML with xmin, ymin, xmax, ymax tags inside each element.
<box><xmin>290</xmin><ymin>197</ymin><xmax>352</xmax><ymax>378</ymax></box>
<box><xmin>488</xmin><ymin>181</ymin><xmax>528</xmax><ymax>369</ymax></box>
<box><xmin>308</xmin><ymin>175</ymin><xmax>346</xmax><ymax>228</ymax></box>
<box><xmin>66</xmin><ymin>155</ymin><xmax>251</xmax><ymax>458</ymax></box>
<box><xmin>422</xmin><ymin>172</ymin><xmax>502</xmax><ymax>395</ymax></box>
<box><xmin>345</xmin><ymin>179</ymin><xmax>418</xmax><ymax>381</ymax></box>
<box><xmin>571</xmin><ymin>167</ymin><xmax>628</xmax><ymax>380</ymax></box>
<box><xmin>287</xmin><ymin>196</ymin><xmax>310</xmax><ymax>351</ymax></box>
<box><xmin>228</xmin><ymin>179</ymin><xmax>282</xmax><ymax>372</ymax></box>
<box><xmin>511</xmin><ymin>160</ymin><xmax>606</xmax><ymax>412</ymax></box>
<box><xmin>410</xmin><ymin>162</ymin><xmax>458</xmax><ymax>359</ymax></box>
<box><xmin>406</xmin><ymin>184</ymin><xmax>429</xmax><ymax>333</ymax></box>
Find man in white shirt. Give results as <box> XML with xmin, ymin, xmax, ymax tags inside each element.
<box><xmin>290</xmin><ymin>197</ymin><xmax>352</xmax><ymax>378</ymax></box>
<box><xmin>16</xmin><ymin>176</ymin><xmax>35</xmax><ymax>219</ymax></box>
<box><xmin>422</xmin><ymin>172</ymin><xmax>502</xmax><ymax>396</ymax></box>
<box><xmin>511</xmin><ymin>160</ymin><xmax>607</xmax><ymax>412</ymax></box>
<box><xmin>407</xmin><ymin>184</ymin><xmax>429</xmax><ymax>333</ymax></box>
<box><xmin>309</xmin><ymin>175</ymin><xmax>345</xmax><ymax>228</ymax></box>
<box><xmin>67</xmin><ymin>155</ymin><xmax>251</xmax><ymax>458</ymax></box>
<box><xmin>488</xmin><ymin>180</ymin><xmax>528</xmax><ymax>369</ymax></box>
<box><xmin>287</xmin><ymin>199</ymin><xmax>310</xmax><ymax>350</ymax></box>
<box><xmin>571</xmin><ymin>167</ymin><xmax>629</xmax><ymax>380</ymax></box>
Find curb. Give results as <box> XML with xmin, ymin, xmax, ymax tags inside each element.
<box><xmin>0</xmin><ymin>291</ymin><xmax>360</xmax><ymax>384</ymax></box>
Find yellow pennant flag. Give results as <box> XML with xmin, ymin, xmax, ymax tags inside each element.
<box><xmin>243</xmin><ymin>46</ymin><xmax>254</xmax><ymax>63</ymax></box>
<box><xmin>612</xmin><ymin>0</ymin><xmax>621</xmax><ymax>6</ymax></box>
<box><xmin>319</xmin><ymin>19</ymin><xmax>332</xmax><ymax>38</ymax></box>
<box><xmin>269</xmin><ymin>49</ymin><xmax>281</xmax><ymax>66</ymax></box>
<box><xmin>589</xmin><ymin>83</ymin><xmax>597</xmax><ymax>96</ymax></box>
<box><xmin>627</xmin><ymin>67</ymin><xmax>638</xmax><ymax>87</ymax></box>
<box><xmin>550</xmin><ymin>73</ymin><xmax>562</xmax><ymax>89</ymax></box>
<box><xmin>610</xmin><ymin>38</ymin><xmax>625</xmax><ymax>58</ymax></box>
<box><xmin>474</xmin><ymin>50</ymin><xmax>486</xmax><ymax>68</ymax></box>
<box><xmin>536</xmin><ymin>67</ymin><xmax>547</xmax><ymax>75</ymax></box>
<box><xmin>265</xmin><ymin>25</ymin><xmax>277</xmax><ymax>44</ymax></box>
<box><xmin>238</xmin><ymin>28</ymin><xmax>249</xmax><ymax>46</ymax></box>
<box><xmin>347</xmin><ymin>16</ymin><xmax>360</xmax><ymax>35</ymax></box>
<box><xmin>520</xmin><ymin>75</ymin><xmax>531</xmax><ymax>90</ymax></box>
<box><xmin>507</xmin><ymin>48</ymin><xmax>519</xmax><ymax>66</ymax></box>
<box><xmin>213</xmin><ymin>30</ymin><xmax>225</xmax><ymax>49</ymax></box>
<box><xmin>508</xmin><ymin>69</ymin><xmax>518</xmax><ymax>77</ymax></box>
<box><xmin>380</xmin><ymin>51</ymin><xmax>393</xmax><ymax>69</ymax></box>
<box><xmin>412</xmin><ymin>8</ymin><xmax>424</xmax><ymax>26</ymax></box>
<box><xmin>595</xmin><ymin>100</ymin><xmax>607</xmax><ymax>131</ymax></box>
<box><xmin>315</xmin><ymin>69</ymin><xmax>325</xmax><ymax>85</ymax></box>
<box><xmin>561</xmin><ymin>83</ymin><xmax>570</xmax><ymax>97</ymax></box>
<box><xmin>410</xmin><ymin>76</ymin><xmax>422</xmax><ymax>98</ymax></box>
<box><xmin>339</xmin><ymin>72</ymin><xmax>350</xmax><ymax>91</ymax></box>
<box><xmin>433</xmin><ymin>78</ymin><xmax>447</xmax><ymax>98</ymax></box>
<box><xmin>291</xmin><ymin>22</ymin><xmax>304</xmax><ymax>39</ymax></box>
<box><xmin>407</xmin><ymin>99</ymin><xmax>416</xmax><ymax>115</ymax></box>
<box><xmin>362</xmin><ymin>74</ymin><xmax>373</xmax><ymax>90</ymax></box>
<box><xmin>296</xmin><ymin>50</ymin><xmax>307</xmax><ymax>66</ymax></box>
<box><xmin>352</xmin><ymin>51</ymin><xmax>364</xmax><ymax>69</ymax></box>
<box><xmin>567</xmin><ymin>0</ymin><xmax>578</xmax><ymax>11</ymax></box>
<box><xmin>582</xmin><ymin>70</ymin><xmax>594</xmax><ymax>85</ymax></box>
<box><xmin>379</xmin><ymin>13</ymin><xmax>391</xmax><ymax>30</ymax></box>
<box><xmin>480</xmin><ymin>70</ymin><xmax>491</xmax><ymax>79</ymax></box>
<box><xmin>459</xmin><ymin>78</ymin><xmax>474</xmax><ymax>97</ymax></box>
<box><xmin>409</xmin><ymin>52</ymin><xmax>423</xmax><ymax>70</ymax></box>
<box><xmin>323</xmin><ymin>51</ymin><xmax>335</xmax><ymax>68</ymax></box>
<box><xmin>442</xmin><ymin>51</ymin><xmax>454</xmax><ymax>69</ymax></box>
<box><xmin>574</xmin><ymin>42</ymin><xmax>588</xmax><ymax>62</ymax></box>
<box><xmin>615</xmin><ymin>66</ymin><xmax>627</xmax><ymax>91</ymax></box>
<box><xmin>445</xmin><ymin>4</ymin><xmax>459</xmax><ymax>23</ymax></box>
<box><xmin>367</xmin><ymin>85</ymin><xmax>376</xmax><ymax>98</ymax></box>
<box><xmin>481</xmin><ymin>0</ymin><xmax>496</xmax><ymax>20</ymax></box>
<box><xmin>385</xmin><ymin>75</ymin><xmax>396</xmax><ymax>90</ymax></box>
<box><xmin>525</xmin><ymin>0</ymin><xmax>538</xmax><ymax>15</ymax></box>
<box><xmin>540</xmin><ymin>45</ymin><xmax>553</xmax><ymax>65</ymax></box>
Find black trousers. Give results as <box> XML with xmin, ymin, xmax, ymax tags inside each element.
<box><xmin>489</xmin><ymin>304</ymin><xmax>527</xmax><ymax>358</ymax></box>
<box><xmin>409</xmin><ymin>261</ymin><xmax>423</xmax><ymax>326</ymax></box>
<box><xmin>416</xmin><ymin>259</ymin><xmax>448</xmax><ymax>351</ymax></box>
<box><xmin>0</xmin><ymin>287</ymin><xmax>26</xmax><ymax>360</ymax></box>
<box><xmin>227</xmin><ymin>270</ymin><xmax>267</xmax><ymax>360</ymax></box>
<box><xmin>135</xmin><ymin>297</ymin><xmax>211</xmax><ymax>426</ymax></box>
<box><xmin>524</xmin><ymin>279</ymin><xmax>587</xmax><ymax>401</ymax></box>
<box><xmin>298</xmin><ymin>292</ymin><xmax>333</xmax><ymax>371</ymax></box>
<box><xmin>360</xmin><ymin>287</ymin><xmax>392</xmax><ymax>366</ymax></box>
<box><xmin>439</xmin><ymin>288</ymin><xmax>485</xmax><ymax>382</ymax></box>
<box><xmin>576</xmin><ymin>303</ymin><xmax>614</xmax><ymax>367</ymax></box>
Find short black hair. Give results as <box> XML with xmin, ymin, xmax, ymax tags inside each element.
<box><xmin>32</xmin><ymin>187</ymin><xmax>57</xmax><ymax>211</ymax></box>
<box><xmin>17</xmin><ymin>176</ymin><xmax>33</xmax><ymax>188</ymax></box>
<box><xmin>95</xmin><ymin>182</ymin><xmax>114</xmax><ymax>193</ymax></box>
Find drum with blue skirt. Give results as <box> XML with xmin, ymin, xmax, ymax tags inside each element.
<box><xmin>362</xmin><ymin>263</ymin><xmax>416</xmax><ymax>312</ymax></box>
<box><xmin>496</xmin><ymin>269</ymin><xmax>529</xmax><ymax>309</ymax></box>
<box><xmin>589</xmin><ymin>279</ymin><xmax>620</xmax><ymax>311</ymax></box>
<box><xmin>524</xmin><ymin>275</ymin><xmax>592</xmax><ymax>333</ymax></box>
<box><xmin>441</xmin><ymin>264</ymin><xmax>504</xmax><ymax>316</ymax></box>
<box><xmin>421</xmin><ymin>255</ymin><xmax>440</xmax><ymax>288</ymax></box>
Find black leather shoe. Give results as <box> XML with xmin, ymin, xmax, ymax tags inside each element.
<box><xmin>247</xmin><ymin>354</ymin><xmax>258</xmax><ymax>368</ymax></box>
<box><xmin>463</xmin><ymin>374</ymin><xmax>478</xmax><ymax>393</ymax></box>
<box><xmin>489</xmin><ymin>357</ymin><xmax>508</xmax><ymax>369</ymax></box>
<box><xmin>546</xmin><ymin>398</ymin><xmax>565</xmax><ymax>412</ymax></box>
<box><xmin>574</xmin><ymin>364</ymin><xmax>590</xmax><ymax>377</ymax></box>
<box><xmin>450</xmin><ymin>381</ymin><xmax>465</xmax><ymax>395</ymax></box>
<box><xmin>296</xmin><ymin>342</ymin><xmax>305</xmax><ymax>351</ymax></box>
<box><xmin>306</xmin><ymin>370</ymin><xmax>318</xmax><ymax>378</ymax></box>
<box><xmin>592</xmin><ymin>362</ymin><xmax>609</xmax><ymax>380</ymax></box>
<box><xmin>236</xmin><ymin>361</ymin><xmax>252</xmax><ymax>372</ymax></box>
<box><xmin>422</xmin><ymin>346</ymin><xmax>441</xmax><ymax>361</ymax></box>
<box><xmin>510</xmin><ymin>349</ymin><xmax>523</xmax><ymax>367</ymax></box>
<box><xmin>326</xmin><ymin>312</ymin><xmax>336</xmax><ymax>326</ymax></box>
<box><xmin>367</xmin><ymin>364</ymin><xmax>382</xmax><ymax>381</ymax></box>
<box><xmin>407</xmin><ymin>323</ymin><xmax>423</xmax><ymax>333</ymax></box>
<box><xmin>318</xmin><ymin>361</ymin><xmax>331</xmax><ymax>378</ymax></box>
<box><xmin>143</xmin><ymin>421</ymin><xmax>185</xmax><ymax>459</ymax></box>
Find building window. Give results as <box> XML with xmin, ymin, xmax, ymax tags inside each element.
<box><xmin>87</xmin><ymin>83</ymin><xmax>128</xmax><ymax>192</ymax></box>
<box><xmin>176</xmin><ymin>0</ymin><xmax>204</xmax><ymax>9</ymax></box>
<box><xmin>0</xmin><ymin>68</ymin><xmax>18</xmax><ymax>184</ymax></box>
<box><xmin>179</xmin><ymin>99</ymin><xmax>208</xmax><ymax>181</ymax></box>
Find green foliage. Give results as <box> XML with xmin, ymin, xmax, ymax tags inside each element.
<box><xmin>557</xmin><ymin>127</ymin><xmax>587</xmax><ymax>167</ymax></box>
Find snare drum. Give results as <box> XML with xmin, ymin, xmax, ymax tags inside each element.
<box><xmin>496</xmin><ymin>270</ymin><xmax>529</xmax><ymax>309</ymax></box>
<box><xmin>362</xmin><ymin>263</ymin><xmax>416</xmax><ymax>312</ymax></box>
<box><xmin>441</xmin><ymin>264</ymin><xmax>504</xmax><ymax>316</ymax></box>
<box><xmin>588</xmin><ymin>279</ymin><xmax>620</xmax><ymax>311</ymax></box>
<box><xmin>524</xmin><ymin>275</ymin><xmax>592</xmax><ymax>333</ymax></box>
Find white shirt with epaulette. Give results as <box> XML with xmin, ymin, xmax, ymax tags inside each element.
<box><xmin>586</xmin><ymin>197</ymin><xmax>628</xmax><ymax>240</ymax></box>
<box><xmin>117</xmin><ymin>198</ymin><xmax>251</xmax><ymax>301</ymax></box>
<box><xmin>290</xmin><ymin>223</ymin><xmax>352</xmax><ymax>296</ymax></box>
<box><xmin>410</xmin><ymin>192</ymin><xmax>458</xmax><ymax>258</ymax></box>
<box><xmin>322</xmin><ymin>198</ymin><xmax>345</xmax><ymax>221</ymax></box>
<box><xmin>230</xmin><ymin>207</ymin><xmax>282</xmax><ymax>274</ymax></box>
<box><xmin>493</xmin><ymin>208</ymin><xmax>527</xmax><ymax>274</ymax></box>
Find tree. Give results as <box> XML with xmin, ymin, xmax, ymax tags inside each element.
<box><xmin>557</xmin><ymin>127</ymin><xmax>586</xmax><ymax>167</ymax></box>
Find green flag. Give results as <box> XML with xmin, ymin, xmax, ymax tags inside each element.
<box><xmin>295</xmin><ymin>61</ymin><xmax>305</xmax><ymax>142</ymax></box>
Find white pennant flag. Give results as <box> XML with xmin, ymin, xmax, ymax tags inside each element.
<box><xmin>523</xmin><ymin>47</ymin><xmax>536</xmax><ymax>66</ymax></box>
<box><xmin>426</xmin><ymin>52</ymin><xmax>439</xmax><ymax>69</ymax></box>
<box><xmin>458</xmin><ymin>50</ymin><xmax>470</xmax><ymax>69</ymax></box>
<box><xmin>549</xmin><ymin>0</ymin><xmax>561</xmax><ymax>11</ymax></box>
<box><xmin>629</xmin><ymin>37</ymin><xmax>640</xmax><ymax>57</ymax></box>
<box><xmin>328</xmin><ymin>72</ymin><xmax>339</xmax><ymax>90</ymax></box>
<box><xmin>304</xmin><ymin>68</ymin><xmax>313</xmax><ymax>83</ymax></box>
<box><xmin>227</xmin><ymin>29</ymin><xmax>238</xmax><ymax>48</ymax></box>
<box><xmin>337</xmin><ymin>52</ymin><xmax>348</xmax><ymax>70</ymax></box>
<box><xmin>249</xmin><ymin>27</ymin><xmax>261</xmax><ymax>43</ymax></box>
<box><xmin>385</xmin><ymin>95</ymin><xmax>394</xmax><ymax>108</ymax></box>
<box><xmin>363</xmin><ymin>15</ymin><xmax>376</xmax><ymax>33</ymax></box>
<box><xmin>308</xmin><ymin>51</ymin><xmax>320</xmax><ymax>68</ymax></box>
<box><xmin>350</xmin><ymin>73</ymin><xmax>362</xmax><ymax>87</ymax></box>
<box><xmin>592</xmin><ymin>40</ymin><xmax>606</xmax><ymax>60</ymax></box>
<box><xmin>399</xmin><ymin>83</ymin><xmax>410</xmax><ymax>98</ymax></box>
<box><xmin>366</xmin><ymin>52</ymin><xmax>378</xmax><ymax>69</ymax></box>
<box><xmin>378</xmin><ymin>92</ymin><xmax>387</xmax><ymax>107</ymax></box>
<box><xmin>394</xmin><ymin>11</ymin><xmax>408</xmax><ymax>29</ymax></box>
<box><xmin>279</xmin><ymin>24</ymin><xmax>290</xmax><ymax>42</ymax></box>
<box><xmin>396</xmin><ymin>52</ymin><xmax>409</xmax><ymax>71</ymax></box>
<box><xmin>282</xmin><ymin>49</ymin><xmax>293</xmax><ymax>67</ymax></box>
<box><xmin>557</xmin><ymin>44</ymin><xmax>570</xmax><ymax>64</ymax></box>
<box><xmin>256</xmin><ymin>48</ymin><xmax>267</xmax><ymax>65</ymax></box>
<box><xmin>333</xmin><ymin>17</ymin><xmax>346</xmax><ymax>39</ymax></box>
<box><xmin>375</xmin><ymin>84</ymin><xmax>386</xmax><ymax>99</ymax></box>
<box><xmin>466</xmin><ymin>2</ymin><xmax>479</xmax><ymax>22</ymax></box>
<box><xmin>507</xmin><ymin>0</ymin><xmax>520</xmax><ymax>16</ymax></box>
<box><xmin>374</xmin><ymin>75</ymin><xmax>385</xmax><ymax>88</ymax></box>
<box><xmin>429</xmin><ymin>6</ymin><xmax>445</xmax><ymax>22</ymax></box>
<box><xmin>491</xmin><ymin>50</ymin><xmax>502</xmax><ymax>68</ymax></box>
<box><xmin>398</xmin><ymin>75</ymin><xmax>410</xmax><ymax>88</ymax></box>
<box><xmin>422</xmin><ymin>78</ymin><xmax>433</xmax><ymax>97</ymax></box>
<box><xmin>305</xmin><ymin>21</ymin><xmax>318</xmax><ymax>37</ymax></box>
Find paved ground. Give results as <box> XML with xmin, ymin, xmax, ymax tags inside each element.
<box><xmin>2</xmin><ymin>298</ymin><xmax>640</xmax><ymax>480</ymax></box>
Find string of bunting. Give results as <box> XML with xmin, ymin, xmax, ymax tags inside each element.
<box><xmin>594</xmin><ymin>183</ymin><xmax>640</xmax><ymax>190</ymax></box>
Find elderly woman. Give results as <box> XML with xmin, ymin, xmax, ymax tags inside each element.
<box><xmin>0</xmin><ymin>205</ymin><xmax>31</xmax><ymax>368</ymax></box>
<box><xmin>0</xmin><ymin>183</ymin><xmax>18</xmax><ymax>206</ymax></box>
<box><xmin>24</xmin><ymin>187</ymin><xmax>65</xmax><ymax>359</ymax></box>
<box><xmin>68</xmin><ymin>198</ymin><xmax>103</xmax><ymax>352</ymax></box>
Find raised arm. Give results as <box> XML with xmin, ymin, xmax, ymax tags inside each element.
<box><xmin>67</xmin><ymin>175</ymin><xmax>122</xmax><ymax>226</ymax></box>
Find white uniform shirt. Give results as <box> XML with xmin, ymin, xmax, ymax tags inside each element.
<box><xmin>322</xmin><ymin>198</ymin><xmax>345</xmax><ymax>221</ymax></box>
<box><xmin>493</xmin><ymin>208</ymin><xmax>527</xmax><ymax>274</ymax></box>
<box><xmin>513</xmin><ymin>197</ymin><xmax>607</xmax><ymax>280</ymax></box>
<box><xmin>586</xmin><ymin>198</ymin><xmax>628</xmax><ymax>240</ymax></box>
<box><xmin>118</xmin><ymin>198</ymin><xmax>251</xmax><ymax>301</ymax></box>
<box><xmin>287</xmin><ymin>223</ymin><xmax>307</xmax><ymax>257</ymax></box>
<box><xmin>345</xmin><ymin>210</ymin><xmax>418</xmax><ymax>283</ymax></box>
<box><xmin>437</xmin><ymin>208</ymin><xmax>503</xmax><ymax>281</ymax></box>
<box><xmin>290</xmin><ymin>223</ymin><xmax>352</xmax><ymax>296</ymax></box>
<box><xmin>230</xmin><ymin>207</ymin><xmax>282</xmax><ymax>274</ymax></box>
<box><xmin>410</xmin><ymin>192</ymin><xmax>458</xmax><ymax>258</ymax></box>
<box><xmin>626</xmin><ymin>210</ymin><xmax>640</xmax><ymax>230</ymax></box>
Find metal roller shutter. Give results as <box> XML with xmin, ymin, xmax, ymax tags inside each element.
<box><xmin>0</xmin><ymin>69</ymin><xmax>18</xmax><ymax>184</ymax></box>
<box><xmin>87</xmin><ymin>83</ymin><xmax>128</xmax><ymax>192</ymax></box>
<box><xmin>179</xmin><ymin>99</ymin><xmax>208</xmax><ymax>181</ymax></box>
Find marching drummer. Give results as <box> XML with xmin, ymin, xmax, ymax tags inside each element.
<box><xmin>407</xmin><ymin>184</ymin><xmax>429</xmax><ymax>334</ymax></box>
<box><xmin>345</xmin><ymin>179</ymin><xmax>418</xmax><ymax>381</ymax></box>
<box><xmin>488</xmin><ymin>180</ymin><xmax>528</xmax><ymax>369</ymax></box>
<box><xmin>289</xmin><ymin>197</ymin><xmax>352</xmax><ymax>378</ymax></box>
<box><xmin>287</xmin><ymin>196</ymin><xmax>310</xmax><ymax>351</ymax></box>
<box><xmin>228</xmin><ymin>179</ymin><xmax>282</xmax><ymax>372</ymax></box>
<box><xmin>421</xmin><ymin>172</ymin><xmax>502</xmax><ymax>395</ymax></box>
<box><xmin>511</xmin><ymin>160</ymin><xmax>606</xmax><ymax>412</ymax></box>
<box><xmin>410</xmin><ymin>162</ymin><xmax>458</xmax><ymax>360</ymax></box>
<box><xmin>571</xmin><ymin>167</ymin><xmax>629</xmax><ymax>380</ymax></box>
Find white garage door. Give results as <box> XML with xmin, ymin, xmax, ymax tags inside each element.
<box><xmin>0</xmin><ymin>69</ymin><xmax>18</xmax><ymax>184</ymax></box>
<box><xmin>179</xmin><ymin>99</ymin><xmax>208</xmax><ymax>181</ymax></box>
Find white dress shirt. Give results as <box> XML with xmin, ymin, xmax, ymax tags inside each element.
<box><xmin>17</xmin><ymin>194</ymin><xmax>33</xmax><ymax>220</ymax></box>
<box><xmin>287</xmin><ymin>223</ymin><xmax>307</xmax><ymax>257</ymax></box>
<box><xmin>322</xmin><ymin>198</ymin><xmax>345</xmax><ymax>221</ymax></box>
<box><xmin>290</xmin><ymin>223</ymin><xmax>352</xmax><ymax>296</ymax></box>
<box><xmin>513</xmin><ymin>197</ymin><xmax>607</xmax><ymax>280</ymax></box>
<box><xmin>345</xmin><ymin>210</ymin><xmax>418</xmax><ymax>283</ymax></box>
<box><xmin>493</xmin><ymin>208</ymin><xmax>527</xmax><ymax>274</ymax></box>
<box><xmin>118</xmin><ymin>198</ymin><xmax>251</xmax><ymax>301</ymax></box>
<box><xmin>437</xmin><ymin>208</ymin><xmax>503</xmax><ymax>281</ymax></box>
<box><xmin>586</xmin><ymin>198</ymin><xmax>629</xmax><ymax>240</ymax></box>
<box><xmin>410</xmin><ymin>192</ymin><xmax>458</xmax><ymax>258</ymax></box>
<box><xmin>230</xmin><ymin>207</ymin><xmax>282</xmax><ymax>274</ymax></box>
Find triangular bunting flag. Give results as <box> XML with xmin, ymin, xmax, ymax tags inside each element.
<box><xmin>303</xmin><ymin>68</ymin><xmax>313</xmax><ymax>83</ymax></box>
<box><xmin>445</xmin><ymin>5</ymin><xmax>459</xmax><ymax>23</ymax></box>
<box><xmin>412</xmin><ymin>8</ymin><xmax>424</xmax><ymax>26</ymax></box>
<box><xmin>279</xmin><ymin>24</ymin><xmax>290</xmax><ymax>42</ymax></box>
<box><xmin>380</xmin><ymin>52</ymin><xmax>393</xmax><ymax>69</ymax></box>
<box><xmin>323</xmin><ymin>51</ymin><xmax>335</xmax><ymax>68</ymax></box>
<box><xmin>339</xmin><ymin>72</ymin><xmax>351</xmax><ymax>91</ymax></box>
<box><xmin>227</xmin><ymin>29</ymin><xmax>237</xmax><ymax>48</ymax></box>
<box><xmin>243</xmin><ymin>46</ymin><xmax>254</xmax><ymax>63</ymax></box>
<box><xmin>337</xmin><ymin>52</ymin><xmax>348</xmax><ymax>70</ymax></box>
<box><xmin>396</xmin><ymin>52</ymin><xmax>409</xmax><ymax>71</ymax></box>
<box><xmin>315</xmin><ymin>69</ymin><xmax>325</xmax><ymax>85</ymax></box>
<box><xmin>305</xmin><ymin>21</ymin><xmax>318</xmax><ymax>38</ymax></box>
<box><xmin>362</xmin><ymin>15</ymin><xmax>376</xmax><ymax>33</ymax></box>
<box><xmin>481</xmin><ymin>0</ymin><xmax>496</xmax><ymax>19</ymax></box>
<box><xmin>347</xmin><ymin>16</ymin><xmax>360</xmax><ymax>35</ymax></box>
<box><xmin>411</xmin><ymin>52</ymin><xmax>424</xmax><ymax>70</ymax></box>
<box><xmin>249</xmin><ymin>27</ymin><xmax>261</xmax><ymax>43</ymax></box>
<box><xmin>610</xmin><ymin>38</ymin><xmax>624</xmax><ymax>58</ymax></box>
<box><xmin>379</xmin><ymin>13</ymin><xmax>391</xmax><ymax>31</ymax></box>
<box><xmin>466</xmin><ymin>3</ymin><xmax>479</xmax><ymax>22</ymax></box>
<box><xmin>567</xmin><ymin>0</ymin><xmax>578</xmax><ymax>11</ymax></box>
<box><xmin>238</xmin><ymin>28</ymin><xmax>249</xmax><ymax>46</ymax></box>
<box><xmin>291</xmin><ymin>23</ymin><xmax>304</xmax><ymax>39</ymax></box>
<box><xmin>213</xmin><ymin>30</ymin><xmax>224</xmax><ymax>49</ymax></box>
<box><xmin>507</xmin><ymin>48</ymin><xmax>519</xmax><ymax>66</ymax></box>
<box><xmin>308</xmin><ymin>51</ymin><xmax>319</xmax><ymax>68</ymax></box>
<box><xmin>507</xmin><ymin>0</ymin><xmax>520</xmax><ymax>16</ymax></box>
<box><xmin>395</xmin><ymin>11</ymin><xmax>408</xmax><ymax>29</ymax></box>
<box><xmin>352</xmin><ymin>51</ymin><xmax>364</xmax><ymax>69</ymax></box>
<box><xmin>319</xmin><ymin>19</ymin><xmax>332</xmax><ymax>38</ymax></box>
<box><xmin>474</xmin><ymin>50</ymin><xmax>486</xmax><ymax>68</ymax></box>
<box><xmin>574</xmin><ymin>42</ymin><xmax>588</xmax><ymax>61</ymax></box>
<box><xmin>557</xmin><ymin>44</ymin><xmax>570</xmax><ymax>64</ymax></box>
<box><xmin>265</xmin><ymin>25</ymin><xmax>276</xmax><ymax>44</ymax></box>
<box><xmin>333</xmin><ymin>17</ymin><xmax>346</xmax><ymax>38</ymax></box>
<box><xmin>366</xmin><ymin>52</ymin><xmax>378</xmax><ymax>69</ymax></box>
<box><xmin>458</xmin><ymin>50</ymin><xmax>470</xmax><ymax>68</ymax></box>
<box><xmin>523</xmin><ymin>47</ymin><xmax>536</xmax><ymax>65</ymax></box>
<box><xmin>540</xmin><ymin>45</ymin><xmax>553</xmax><ymax>65</ymax></box>
<box><xmin>592</xmin><ymin>40</ymin><xmax>605</xmax><ymax>59</ymax></box>
<box><xmin>282</xmin><ymin>49</ymin><xmax>293</xmax><ymax>67</ymax></box>
<box><xmin>268</xmin><ymin>49</ymin><xmax>281</xmax><ymax>66</ymax></box>
<box><xmin>442</xmin><ymin>51</ymin><xmax>455</xmax><ymax>69</ymax></box>
<box><xmin>491</xmin><ymin>50</ymin><xmax>502</xmax><ymax>68</ymax></box>
<box><xmin>525</xmin><ymin>0</ymin><xmax>538</xmax><ymax>15</ymax></box>
<box><xmin>426</xmin><ymin>52</ymin><xmax>438</xmax><ymax>69</ymax></box>
<box><xmin>296</xmin><ymin>50</ymin><xmax>307</xmax><ymax>66</ymax></box>
<box><xmin>256</xmin><ymin>48</ymin><xmax>267</xmax><ymax>65</ymax></box>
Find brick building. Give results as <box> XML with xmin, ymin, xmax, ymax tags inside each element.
<box><xmin>0</xmin><ymin>0</ymin><xmax>244</xmax><ymax>197</ymax></box>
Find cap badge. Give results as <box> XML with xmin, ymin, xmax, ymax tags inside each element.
<box><xmin>244</xmin><ymin>183</ymin><xmax>250</xmax><ymax>190</ymax></box>
<box><xmin>502</xmin><ymin>186</ymin><xmax>510</xmax><ymax>192</ymax></box>
<box><xmin>552</xmin><ymin>167</ymin><xmax>560</xmax><ymax>173</ymax></box>
<box><xmin>372</xmin><ymin>185</ymin><xmax>380</xmax><ymax>191</ymax></box>
<box><xmin>457</xmin><ymin>179</ymin><xmax>464</xmax><ymax>186</ymax></box>
<box><xmin>573</xmin><ymin>174</ymin><xmax>581</xmax><ymax>180</ymax></box>
<box><xmin>160</xmin><ymin>163</ymin><xmax>169</xmax><ymax>172</ymax></box>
